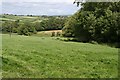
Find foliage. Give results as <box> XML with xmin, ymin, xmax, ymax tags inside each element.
<box><xmin>1</xmin><ymin>14</ymin><xmax>66</xmax><ymax>36</ymax></box>
<box><xmin>51</xmin><ymin>32</ymin><xmax>55</xmax><ymax>37</ymax></box>
<box><xmin>2</xmin><ymin>21</ymin><xmax>13</xmax><ymax>33</ymax></box>
<box><xmin>63</xmin><ymin>2</ymin><xmax>120</xmax><ymax>44</ymax></box>
<box><xmin>34</xmin><ymin>17</ymin><xmax>65</xmax><ymax>31</ymax></box>
<box><xmin>17</xmin><ymin>22</ymin><xmax>37</xmax><ymax>36</ymax></box>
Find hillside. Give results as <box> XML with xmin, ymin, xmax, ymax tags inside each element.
<box><xmin>0</xmin><ymin>14</ymin><xmax>47</xmax><ymax>23</ymax></box>
<box><xmin>0</xmin><ymin>14</ymin><xmax>67</xmax><ymax>23</ymax></box>
<box><xmin>2</xmin><ymin>34</ymin><xmax>118</xmax><ymax>78</ymax></box>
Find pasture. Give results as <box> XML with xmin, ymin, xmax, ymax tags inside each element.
<box><xmin>0</xmin><ymin>14</ymin><xmax>46</xmax><ymax>23</ymax></box>
<box><xmin>2</xmin><ymin>34</ymin><xmax>118</xmax><ymax>78</ymax></box>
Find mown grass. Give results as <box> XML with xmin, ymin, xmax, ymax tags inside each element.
<box><xmin>2</xmin><ymin>34</ymin><xmax>118</xmax><ymax>78</ymax></box>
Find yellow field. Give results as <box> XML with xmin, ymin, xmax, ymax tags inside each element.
<box><xmin>36</xmin><ymin>30</ymin><xmax>62</xmax><ymax>37</ymax></box>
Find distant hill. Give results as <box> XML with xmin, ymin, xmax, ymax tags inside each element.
<box><xmin>0</xmin><ymin>14</ymin><xmax>68</xmax><ymax>24</ymax></box>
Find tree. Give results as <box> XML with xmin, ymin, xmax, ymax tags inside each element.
<box><xmin>63</xmin><ymin>1</ymin><xmax>120</xmax><ymax>44</ymax></box>
<box><xmin>2</xmin><ymin>21</ymin><xmax>13</xmax><ymax>37</ymax></box>
<box><xmin>17</xmin><ymin>22</ymin><xmax>37</xmax><ymax>36</ymax></box>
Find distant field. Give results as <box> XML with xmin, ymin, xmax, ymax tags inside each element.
<box><xmin>35</xmin><ymin>30</ymin><xmax>62</xmax><ymax>37</ymax></box>
<box><xmin>2</xmin><ymin>34</ymin><xmax>118</xmax><ymax>78</ymax></box>
<box><xmin>0</xmin><ymin>14</ymin><xmax>46</xmax><ymax>23</ymax></box>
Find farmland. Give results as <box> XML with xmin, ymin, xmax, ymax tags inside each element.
<box><xmin>0</xmin><ymin>14</ymin><xmax>47</xmax><ymax>23</ymax></box>
<box><xmin>2</xmin><ymin>34</ymin><xmax>118</xmax><ymax>78</ymax></box>
<box><xmin>1</xmin><ymin>1</ymin><xmax>120</xmax><ymax>79</ymax></box>
<box><xmin>1</xmin><ymin>14</ymin><xmax>66</xmax><ymax>36</ymax></box>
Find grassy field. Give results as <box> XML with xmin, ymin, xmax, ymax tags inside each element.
<box><xmin>2</xmin><ymin>34</ymin><xmax>118</xmax><ymax>78</ymax></box>
<box><xmin>0</xmin><ymin>14</ymin><xmax>46</xmax><ymax>24</ymax></box>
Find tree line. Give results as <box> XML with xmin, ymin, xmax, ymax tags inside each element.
<box><xmin>2</xmin><ymin>16</ymin><xmax>66</xmax><ymax>36</ymax></box>
<box><xmin>62</xmin><ymin>2</ymin><xmax>120</xmax><ymax>45</ymax></box>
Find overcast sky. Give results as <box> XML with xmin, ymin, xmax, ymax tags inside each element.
<box><xmin>1</xmin><ymin>0</ymin><xmax>80</xmax><ymax>15</ymax></box>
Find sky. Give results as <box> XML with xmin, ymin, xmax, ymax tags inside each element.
<box><xmin>1</xmin><ymin>0</ymin><xmax>80</xmax><ymax>15</ymax></box>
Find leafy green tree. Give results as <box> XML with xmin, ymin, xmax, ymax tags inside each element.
<box><xmin>33</xmin><ymin>22</ymin><xmax>44</xmax><ymax>31</ymax></box>
<box><xmin>2</xmin><ymin>21</ymin><xmax>13</xmax><ymax>37</ymax></box>
<box><xmin>63</xmin><ymin>1</ymin><xmax>120</xmax><ymax>44</ymax></box>
<box><xmin>17</xmin><ymin>22</ymin><xmax>37</xmax><ymax>36</ymax></box>
<box><xmin>35</xmin><ymin>17</ymin><xmax>65</xmax><ymax>31</ymax></box>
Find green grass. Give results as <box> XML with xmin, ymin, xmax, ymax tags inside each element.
<box><xmin>2</xmin><ymin>34</ymin><xmax>118</xmax><ymax>78</ymax></box>
<box><xmin>0</xmin><ymin>14</ymin><xmax>46</xmax><ymax>23</ymax></box>
<box><xmin>0</xmin><ymin>18</ymin><xmax>15</xmax><ymax>21</ymax></box>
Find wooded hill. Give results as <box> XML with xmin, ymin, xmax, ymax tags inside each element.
<box><xmin>0</xmin><ymin>14</ymin><xmax>67</xmax><ymax>36</ymax></box>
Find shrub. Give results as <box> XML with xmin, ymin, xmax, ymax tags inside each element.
<box><xmin>51</xmin><ymin>32</ymin><xmax>55</xmax><ymax>37</ymax></box>
<box><xmin>56</xmin><ymin>32</ymin><xmax>61</xmax><ymax>36</ymax></box>
<box><xmin>90</xmin><ymin>41</ymin><xmax>98</xmax><ymax>44</ymax></box>
<box><xmin>25</xmin><ymin>32</ymin><xmax>32</xmax><ymax>36</ymax></box>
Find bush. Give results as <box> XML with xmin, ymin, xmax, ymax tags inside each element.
<box><xmin>56</xmin><ymin>32</ymin><xmax>61</xmax><ymax>36</ymax></box>
<box><xmin>17</xmin><ymin>22</ymin><xmax>37</xmax><ymax>36</ymax></box>
<box><xmin>90</xmin><ymin>41</ymin><xmax>98</xmax><ymax>44</ymax></box>
<box><xmin>51</xmin><ymin>32</ymin><xmax>55</xmax><ymax>37</ymax></box>
<box><xmin>12</xmin><ymin>28</ymin><xmax>17</xmax><ymax>33</ymax></box>
<box><xmin>25</xmin><ymin>32</ymin><xmax>32</xmax><ymax>36</ymax></box>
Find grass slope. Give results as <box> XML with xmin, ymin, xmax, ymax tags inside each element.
<box><xmin>2</xmin><ymin>34</ymin><xmax>118</xmax><ymax>78</ymax></box>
